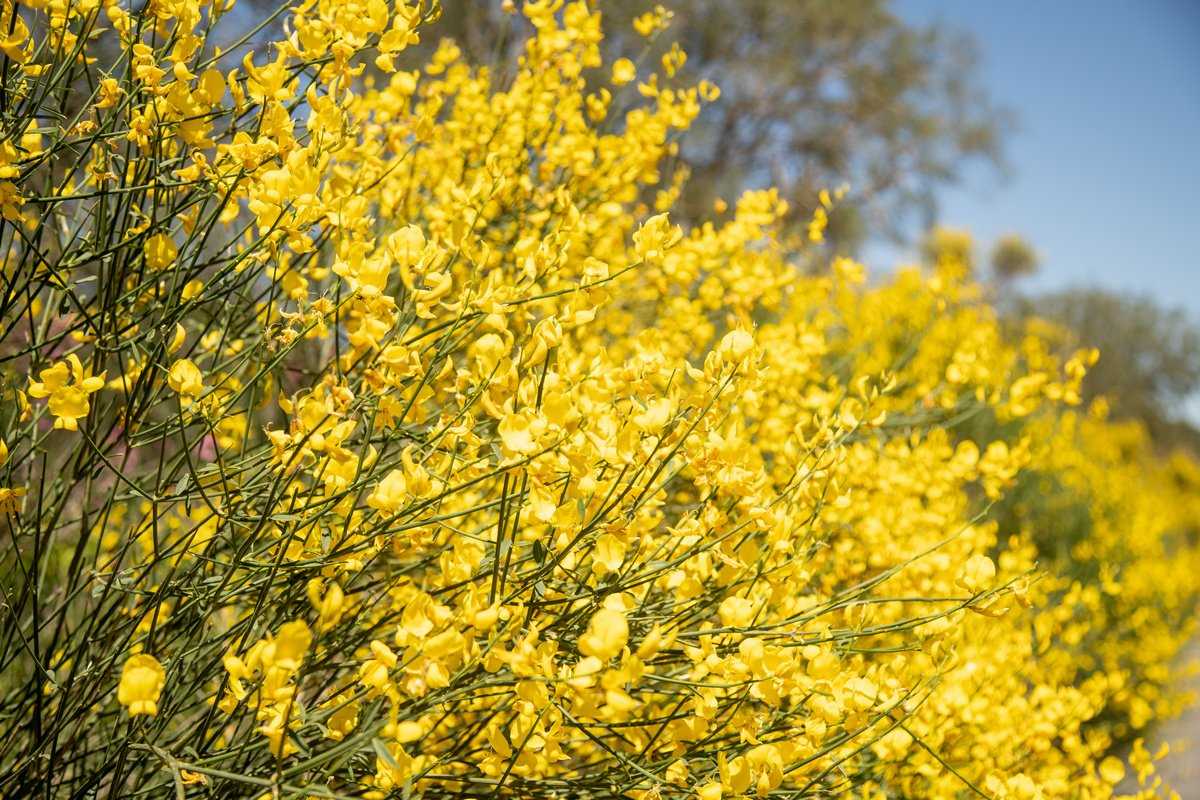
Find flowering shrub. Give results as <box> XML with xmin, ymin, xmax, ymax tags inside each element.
<box><xmin>1</xmin><ymin>1</ymin><xmax>1198</xmax><ymax>798</ymax></box>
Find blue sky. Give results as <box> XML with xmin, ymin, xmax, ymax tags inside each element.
<box><xmin>874</xmin><ymin>0</ymin><xmax>1200</xmax><ymax>315</ymax></box>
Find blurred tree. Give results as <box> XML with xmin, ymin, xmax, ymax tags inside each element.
<box><xmin>1020</xmin><ymin>289</ymin><xmax>1200</xmax><ymax>450</ymax></box>
<box><xmin>990</xmin><ymin>234</ymin><xmax>1039</xmax><ymax>281</ymax></box>
<box><xmin>920</xmin><ymin>226</ymin><xmax>976</xmax><ymax>273</ymax></box>
<box><xmin>402</xmin><ymin>0</ymin><xmax>1013</xmax><ymax>252</ymax></box>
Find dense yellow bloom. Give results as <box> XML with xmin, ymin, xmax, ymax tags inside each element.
<box><xmin>1</xmin><ymin>0</ymin><xmax>1197</xmax><ymax>797</ymax></box>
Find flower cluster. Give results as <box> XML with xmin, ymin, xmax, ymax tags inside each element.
<box><xmin>0</xmin><ymin>1</ymin><xmax>1196</xmax><ymax>799</ymax></box>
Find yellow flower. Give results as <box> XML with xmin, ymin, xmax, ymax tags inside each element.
<box><xmin>718</xmin><ymin>596</ymin><xmax>755</xmax><ymax>628</ymax></box>
<box><xmin>360</xmin><ymin>640</ymin><xmax>398</xmax><ymax>693</ymax></box>
<box><xmin>498</xmin><ymin>411</ymin><xmax>537</xmax><ymax>456</ymax></box>
<box><xmin>0</xmin><ymin>486</ymin><xmax>25</xmax><ymax>514</ymax></box>
<box><xmin>168</xmin><ymin>323</ymin><xmax>187</xmax><ymax>354</ymax></box>
<box><xmin>578</xmin><ymin>606</ymin><xmax>628</xmax><ymax>661</ymax></box>
<box><xmin>117</xmin><ymin>654</ymin><xmax>165</xmax><ymax>716</ymax></box>
<box><xmin>843</xmin><ymin>676</ymin><xmax>878</xmax><ymax>711</ymax></box>
<box><xmin>632</xmin><ymin>398</ymin><xmax>673</xmax><ymax>432</ymax></box>
<box><xmin>27</xmin><ymin>354</ymin><xmax>106</xmax><ymax>431</ymax></box>
<box><xmin>307</xmin><ymin>579</ymin><xmax>346</xmax><ymax>631</ymax></box>
<box><xmin>96</xmin><ymin>77</ymin><xmax>122</xmax><ymax>109</ymax></box>
<box><xmin>959</xmin><ymin>554</ymin><xmax>997</xmax><ymax>593</ymax></box>
<box><xmin>471</xmin><ymin>605</ymin><xmax>500</xmax><ymax>631</ymax></box>
<box><xmin>633</xmin><ymin>6</ymin><xmax>673</xmax><ymax>37</ymax></box>
<box><xmin>144</xmin><ymin>233</ymin><xmax>178</xmax><ymax>269</ymax></box>
<box><xmin>265</xmin><ymin>620</ymin><xmax>312</xmax><ymax>671</ymax></box>
<box><xmin>661</xmin><ymin>43</ymin><xmax>686</xmax><ymax>77</ymax></box>
<box><xmin>611</xmin><ymin>58</ymin><xmax>636</xmax><ymax>86</ymax></box>
<box><xmin>716</xmin><ymin>329</ymin><xmax>754</xmax><ymax>364</ymax></box>
<box><xmin>167</xmin><ymin>358</ymin><xmax>205</xmax><ymax>398</ymax></box>
<box><xmin>807</xmin><ymin>204</ymin><xmax>828</xmax><ymax>243</ymax></box>
<box><xmin>367</xmin><ymin>468</ymin><xmax>408</xmax><ymax>514</ymax></box>
<box><xmin>1098</xmin><ymin>756</ymin><xmax>1125</xmax><ymax>784</ymax></box>
<box><xmin>592</xmin><ymin>533</ymin><xmax>626</xmax><ymax>575</ymax></box>
<box><xmin>324</xmin><ymin>698</ymin><xmax>360</xmax><ymax>741</ymax></box>
<box><xmin>394</xmin><ymin>720</ymin><xmax>424</xmax><ymax>743</ymax></box>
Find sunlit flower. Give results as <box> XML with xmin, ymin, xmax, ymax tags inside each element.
<box><xmin>118</xmin><ymin>654</ymin><xmax>165</xmax><ymax>716</ymax></box>
<box><xmin>27</xmin><ymin>354</ymin><xmax>105</xmax><ymax>431</ymax></box>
